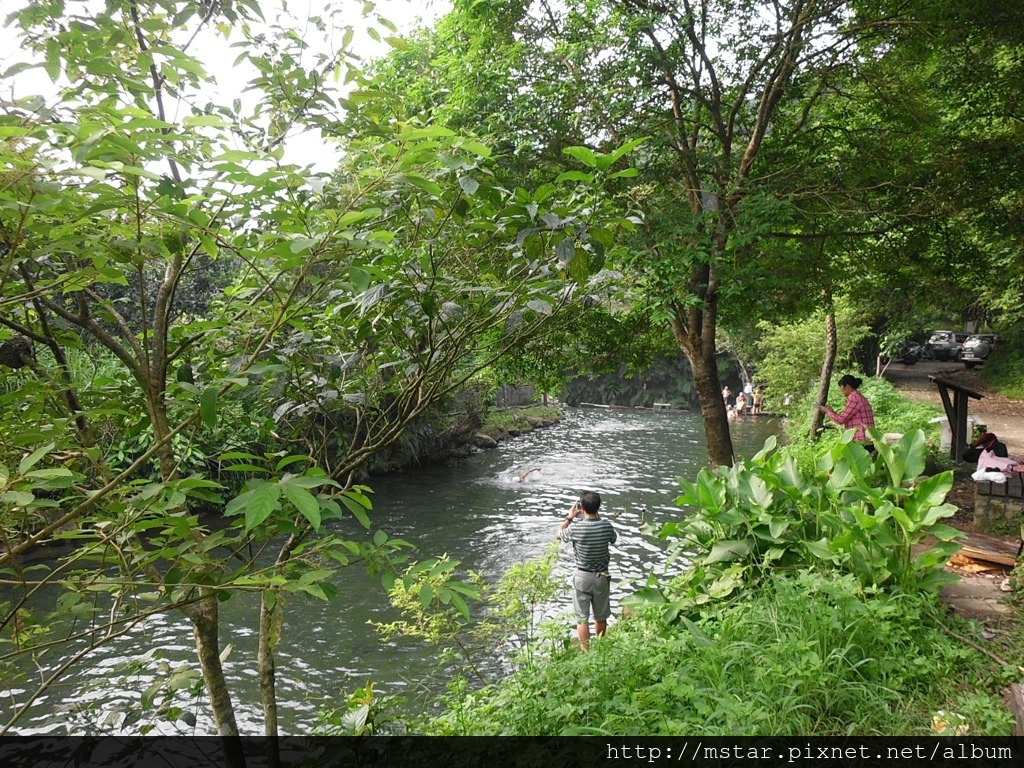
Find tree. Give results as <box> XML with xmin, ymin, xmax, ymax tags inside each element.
<box><xmin>0</xmin><ymin>0</ymin><xmax>629</xmax><ymax>742</ymax></box>
<box><xmin>362</xmin><ymin>0</ymin><xmax>918</xmax><ymax>465</ymax></box>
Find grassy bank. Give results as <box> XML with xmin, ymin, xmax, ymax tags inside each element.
<box><xmin>424</xmin><ymin>573</ymin><xmax>1017</xmax><ymax>735</ymax></box>
<box><xmin>478</xmin><ymin>405</ymin><xmax>564</xmax><ymax>441</ymax></box>
<box><xmin>410</xmin><ymin>398</ymin><xmax>1021</xmax><ymax>736</ymax></box>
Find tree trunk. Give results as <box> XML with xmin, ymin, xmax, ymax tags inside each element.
<box><xmin>693</xmin><ymin>347</ymin><xmax>734</xmax><ymax>466</ymax></box>
<box><xmin>144</xmin><ymin>367</ymin><xmax>244</xmax><ymax>741</ymax></box>
<box><xmin>191</xmin><ymin>593</ymin><xmax>241</xmax><ymax>739</ymax></box>
<box><xmin>258</xmin><ymin>590</ymin><xmax>281</xmax><ymax>742</ymax></box>
<box><xmin>145</xmin><ymin>379</ymin><xmax>180</xmax><ymax>481</ymax></box>
<box><xmin>671</xmin><ymin>318</ymin><xmax>734</xmax><ymax>466</ymax></box>
<box><xmin>810</xmin><ymin>309</ymin><xmax>838</xmax><ymax>441</ymax></box>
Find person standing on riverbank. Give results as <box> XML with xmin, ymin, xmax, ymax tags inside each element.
<box><xmin>819</xmin><ymin>374</ymin><xmax>876</xmax><ymax>444</ymax></box>
<box><xmin>556</xmin><ymin>491</ymin><xmax>617</xmax><ymax>650</ymax></box>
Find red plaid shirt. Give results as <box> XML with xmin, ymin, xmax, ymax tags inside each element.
<box><xmin>827</xmin><ymin>390</ymin><xmax>875</xmax><ymax>441</ymax></box>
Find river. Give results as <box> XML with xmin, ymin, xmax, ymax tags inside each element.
<box><xmin>5</xmin><ymin>407</ymin><xmax>780</xmax><ymax>735</ymax></box>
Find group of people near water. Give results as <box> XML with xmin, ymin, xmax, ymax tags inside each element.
<box><xmin>722</xmin><ymin>382</ymin><xmax>765</xmax><ymax>418</ymax></box>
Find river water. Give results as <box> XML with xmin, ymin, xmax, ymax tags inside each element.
<box><xmin>6</xmin><ymin>407</ymin><xmax>779</xmax><ymax>735</ymax></box>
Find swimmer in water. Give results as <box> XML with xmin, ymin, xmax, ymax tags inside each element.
<box><xmin>518</xmin><ymin>467</ymin><xmax>541</xmax><ymax>482</ymax></box>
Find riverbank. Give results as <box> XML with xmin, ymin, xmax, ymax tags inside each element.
<box><xmin>417</xmin><ymin>389</ymin><xmax>1024</xmax><ymax>736</ymax></box>
<box><xmin>471</xmin><ymin>404</ymin><xmax>564</xmax><ymax>449</ymax></box>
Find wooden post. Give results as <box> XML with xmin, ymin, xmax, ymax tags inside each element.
<box><xmin>928</xmin><ymin>376</ymin><xmax>983</xmax><ymax>462</ymax></box>
<box><xmin>954</xmin><ymin>389</ymin><xmax>969</xmax><ymax>463</ymax></box>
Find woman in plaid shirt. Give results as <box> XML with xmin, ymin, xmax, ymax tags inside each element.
<box><xmin>819</xmin><ymin>374</ymin><xmax>876</xmax><ymax>443</ymax></box>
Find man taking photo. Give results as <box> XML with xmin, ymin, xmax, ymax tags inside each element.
<box><xmin>556</xmin><ymin>491</ymin><xmax>617</xmax><ymax>650</ymax></box>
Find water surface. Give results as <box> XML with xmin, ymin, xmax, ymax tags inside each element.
<box><xmin>6</xmin><ymin>407</ymin><xmax>779</xmax><ymax>734</ymax></box>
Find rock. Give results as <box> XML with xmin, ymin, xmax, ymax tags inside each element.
<box><xmin>473</xmin><ymin>433</ymin><xmax>499</xmax><ymax>449</ymax></box>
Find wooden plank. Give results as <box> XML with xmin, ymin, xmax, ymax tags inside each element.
<box><xmin>1006</xmin><ymin>684</ymin><xmax>1024</xmax><ymax>737</ymax></box>
<box><xmin>958</xmin><ymin>531</ymin><xmax>1022</xmax><ymax>567</ymax></box>
<box><xmin>928</xmin><ymin>375</ymin><xmax>984</xmax><ymax>400</ymax></box>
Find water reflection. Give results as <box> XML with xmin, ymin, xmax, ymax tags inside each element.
<box><xmin>6</xmin><ymin>407</ymin><xmax>779</xmax><ymax>734</ymax></box>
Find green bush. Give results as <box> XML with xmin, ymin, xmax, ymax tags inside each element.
<box><xmin>754</xmin><ymin>299</ymin><xmax>872</xmax><ymax>408</ymax></box>
<box><xmin>425</xmin><ymin>571</ymin><xmax>1010</xmax><ymax>735</ymax></box>
<box><xmin>981</xmin><ymin>346</ymin><xmax>1024</xmax><ymax>400</ymax></box>
<box><xmin>783</xmin><ymin>376</ymin><xmax>941</xmax><ymax>460</ymax></box>
<box><xmin>653</xmin><ymin>430</ymin><xmax>960</xmax><ymax>606</ymax></box>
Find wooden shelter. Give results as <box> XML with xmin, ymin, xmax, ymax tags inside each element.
<box><xmin>928</xmin><ymin>375</ymin><xmax>983</xmax><ymax>462</ymax></box>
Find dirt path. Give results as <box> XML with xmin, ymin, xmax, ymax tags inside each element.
<box><xmin>882</xmin><ymin>360</ymin><xmax>1024</xmax><ymax>458</ymax></box>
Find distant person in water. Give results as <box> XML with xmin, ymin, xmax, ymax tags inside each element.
<box><xmin>819</xmin><ymin>374</ymin><xmax>876</xmax><ymax>444</ymax></box>
<box><xmin>519</xmin><ymin>467</ymin><xmax>541</xmax><ymax>482</ymax></box>
<box><xmin>753</xmin><ymin>386</ymin><xmax>764</xmax><ymax>414</ymax></box>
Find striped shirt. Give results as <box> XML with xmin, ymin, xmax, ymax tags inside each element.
<box><xmin>827</xmin><ymin>389</ymin><xmax>875</xmax><ymax>442</ymax></box>
<box><xmin>559</xmin><ymin>517</ymin><xmax>617</xmax><ymax>572</ymax></box>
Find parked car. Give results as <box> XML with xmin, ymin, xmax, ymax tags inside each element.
<box><xmin>924</xmin><ymin>330</ymin><xmax>968</xmax><ymax>362</ymax></box>
<box><xmin>960</xmin><ymin>333</ymin><xmax>1000</xmax><ymax>369</ymax></box>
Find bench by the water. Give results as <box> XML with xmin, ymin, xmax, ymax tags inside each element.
<box><xmin>976</xmin><ymin>473</ymin><xmax>1024</xmax><ymax>501</ymax></box>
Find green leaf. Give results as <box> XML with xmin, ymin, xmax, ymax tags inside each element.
<box><xmin>401</xmin><ymin>173</ymin><xmax>444</xmax><ymax>198</ymax></box>
<box><xmin>459</xmin><ymin>139</ymin><xmax>491</xmax><ymax>158</ymax></box>
<box><xmin>244</xmin><ymin>483</ymin><xmax>281</xmax><ymax>530</ymax></box>
<box><xmin>704</xmin><ymin>539</ymin><xmax>751</xmax><ymax>564</ymax></box>
<box><xmin>289</xmin><ymin>237</ymin><xmax>319</xmax><ymax>254</ymax></box>
<box><xmin>419</xmin><ymin>583</ymin><xmax>434</xmax><ymax>609</ymax></box>
<box><xmin>608</xmin><ymin>167</ymin><xmax>639</xmax><ymax>179</ymax></box>
<box><xmin>767</xmin><ymin>518</ymin><xmax>790</xmax><ymax>539</ymax></box>
<box><xmin>556</xmin><ymin>170</ymin><xmax>594</xmax><ymax>184</ymax></box>
<box><xmin>449</xmin><ymin>592</ymin><xmax>470</xmax><ymax>619</ymax></box>
<box><xmin>555</xmin><ymin>237</ymin><xmax>575</xmax><ymax>263</ymax></box>
<box><xmin>337</xmin><ymin>208</ymin><xmax>382</xmax><ymax>227</ymax></box>
<box><xmin>200</xmin><ymin>387</ymin><xmax>218</xmax><ymax>429</ymax></box>
<box><xmin>282</xmin><ymin>484</ymin><xmax>321</xmax><ymax>530</ymax></box>
<box><xmin>43</xmin><ymin>40</ymin><xmax>61</xmax><ymax>81</ymax></box>
<box><xmin>562</xmin><ymin>146</ymin><xmax>598</xmax><ymax>169</ymax></box>
<box><xmin>603</xmin><ymin>136</ymin><xmax>649</xmax><ymax>167</ymax></box>
<box><xmin>804</xmin><ymin>539</ymin><xmax>839</xmax><ymax>563</ymax></box>
<box><xmin>458</xmin><ymin>175</ymin><xmax>480</xmax><ymax>196</ymax></box>
<box><xmin>183</xmin><ymin>115</ymin><xmax>229</xmax><ymax>128</ymax></box>
<box><xmin>285</xmin><ymin>475</ymin><xmax>339</xmax><ymax>490</ymax></box>
<box><xmin>19</xmin><ymin>443</ymin><xmax>55</xmax><ymax>475</ymax></box>
<box><xmin>340</xmin><ymin>495</ymin><xmax>371</xmax><ymax>528</ymax></box>
<box><xmin>621</xmin><ymin>587</ymin><xmax>668</xmax><ymax>605</ymax></box>
<box><xmin>1</xmin><ymin>490</ymin><xmax>35</xmax><ymax>507</ymax></box>
<box><xmin>275</xmin><ymin>455</ymin><xmax>310</xmax><ymax>472</ymax></box>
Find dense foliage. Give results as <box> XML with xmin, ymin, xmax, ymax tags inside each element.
<box><xmin>426</xmin><ymin>573</ymin><xmax>1013</xmax><ymax>735</ymax></box>
<box><xmin>423</xmin><ymin>427</ymin><xmax>1014</xmax><ymax>736</ymax></box>
<box><xmin>2</xmin><ymin>0</ymin><xmax>1021</xmax><ymax>740</ymax></box>
<box><xmin>0</xmin><ymin>0</ymin><xmax>635</xmax><ymax>741</ymax></box>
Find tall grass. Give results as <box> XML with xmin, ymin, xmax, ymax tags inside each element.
<box><xmin>426</xmin><ymin>571</ymin><xmax>1013</xmax><ymax>735</ymax></box>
